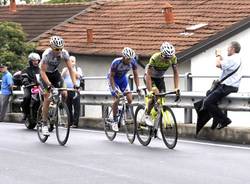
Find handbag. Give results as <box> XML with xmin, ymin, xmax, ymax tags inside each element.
<box><xmin>206</xmin><ymin>79</ymin><xmax>221</xmax><ymax>96</ymax></box>
<box><xmin>206</xmin><ymin>62</ymin><xmax>241</xmax><ymax>96</ymax></box>
<box><xmin>79</xmin><ymin>76</ymin><xmax>85</xmax><ymax>89</ymax></box>
<box><xmin>76</xmin><ymin>65</ymin><xmax>85</xmax><ymax>89</ymax></box>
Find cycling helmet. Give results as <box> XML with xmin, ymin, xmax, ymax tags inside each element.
<box><xmin>122</xmin><ymin>47</ymin><xmax>135</xmax><ymax>59</ymax></box>
<box><xmin>50</xmin><ymin>36</ymin><xmax>64</xmax><ymax>49</ymax></box>
<box><xmin>28</xmin><ymin>52</ymin><xmax>40</xmax><ymax>61</ymax></box>
<box><xmin>160</xmin><ymin>42</ymin><xmax>175</xmax><ymax>57</ymax></box>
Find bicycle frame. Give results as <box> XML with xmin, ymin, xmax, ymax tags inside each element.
<box><xmin>37</xmin><ymin>87</ymin><xmax>78</xmax><ymax>146</ymax></box>
<box><xmin>104</xmin><ymin>91</ymin><xmax>137</xmax><ymax>144</ymax></box>
<box><xmin>135</xmin><ymin>89</ymin><xmax>178</xmax><ymax>148</ymax></box>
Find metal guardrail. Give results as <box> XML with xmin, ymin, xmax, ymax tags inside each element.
<box><xmin>8</xmin><ymin>90</ymin><xmax>250</xmax><ymax>123</ymax></box>
<box><xmin>3</xmin><ymin>73</ymin><xmax>250</xmax><ymax>123</ymax></box>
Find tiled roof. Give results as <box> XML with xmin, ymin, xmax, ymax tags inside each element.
<box><xmin>34</xmin><ymin>0</ymin><xmax>250</xmax><ymax>59</ymax></box>
<box><xmin>0</xmin><ymin>3</ymin><xmax>90</xmax><ymax>40</ymax></box>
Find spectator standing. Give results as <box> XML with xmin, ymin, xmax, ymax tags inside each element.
<box><xmin>62</xmin><ymin>56</ymin><xmax>83</xmax><ymax>128</ymax></box>
<box><xmin>0</xmin><ymin>64</ymin><xmax>13</xmax><ymax>122</ymax></box>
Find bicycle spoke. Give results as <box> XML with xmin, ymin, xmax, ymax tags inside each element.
<box><xmin>36</xmin><ymin>105</ymin><xmax>49</xmax><ymax>143</ymax></box>
<box><xmin>124</xmin><ymin>106</ymin><xmax>136</xmax><ymax>144</ymax></box>
<box><xmin>135</xmin><ymin>105</ymin><xmax>152</xmax><ymax>146</ymax></box>
<box><xmin>160</xmin><ymin>106</ymin><xmax>178</xmax><ymax>149</ymax></box>
<box><xmin>56</xmin><ymin>102</ymin><xmax>70</xmax><ymax>146</ymax></box>
<box><xmin>103</xmin><ymin>105</ymin><xmax>116</xmax><ymax>141</ymax></box>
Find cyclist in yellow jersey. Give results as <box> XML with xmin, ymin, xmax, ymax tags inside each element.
<box><xmin>144</xmin><ymin>42</ymin><xmax>180</xmax><ymax>126</ymax></box>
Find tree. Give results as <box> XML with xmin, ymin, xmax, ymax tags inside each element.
<box><xmin>0</xmin><ymin>21</ymin><xmax>35</xmax><ymax>73</ymax></box>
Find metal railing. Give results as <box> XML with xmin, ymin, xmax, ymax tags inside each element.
<box><xmin>7</xmin><ymin>90</ymin><xmax>250</xmax><ymax>124</ymax></box>
<box><xmin>3</xmin><ymin>73</ymin><xmax>250</xmax><ymax>124</ymax></box>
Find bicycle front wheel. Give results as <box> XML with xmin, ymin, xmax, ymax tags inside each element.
<box><xmin>55</xmin><ymin>102</ymin><xmax>70</xmax><ymax>146</ymax></box>
<box><xmin>135</xmin><ymin>105</ymin><xmax>152</xmax><ymax>146</ymax></box>
<box><xmin>160</xmin><ymin>106</ymin><xmax>178</xmax><ymax>149</ymax></box>
<box><xmin>124</xmin><ymin>105</ymin><xmax>136</xmax><ymax>144</ymax></box>
<box><xmin>103</xmin><ymin>105</ymin><xmax>116</xmax><ymax>141</ymax></box>
<box><xmin>37</xmin><ymin>105</ymin><xmax>49</xmax><ymax>143</ymax></box>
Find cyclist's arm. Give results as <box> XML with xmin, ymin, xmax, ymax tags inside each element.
<box><xmin>132</xmin><ymin>69</ymin><xmax>140</xmax><ymax>90</ymax></box>
<box><xmin>40</xmin><ymin>63</ymin><xmax>51</xmax><ymax>86</ymax></box>
<box><xmin>61</xmin><ymin>67</ymin><xmax>67</xmax><ymax>78</ymax></box>
<box><xmin>75</xmin><ymin>67</ymin><xmax>83</xmax><ymax>79</ymax></box>
<box><xmin>145</xmin><ymin>66</ymin><xmax>153</xmax><ymax>92</ymax></box>
<box><xmin>65</xmin><ymin>59</ymin><xmax>77</xmax><ymax>86</ymax></box>
<box><xmin>172</xmin><ymin>63</ymin><xmax>179</xmax><ymax>89</ymax></box>
<box><xmin>109</xmin><ymin>71</ymin><xmax>116</xmax><ymax>92</ymax></box>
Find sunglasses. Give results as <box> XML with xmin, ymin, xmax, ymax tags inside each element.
<box><xmin>162</xmin><ymin>54</ymin><xmax>172</xmax><ymax>59</ymax></box>
<box><xmin>53</xmin><ymin>48</ymin><xmax>62</xmax><ymax>51</ymax></box>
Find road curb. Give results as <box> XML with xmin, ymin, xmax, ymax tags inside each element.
<box><xmin>4</xmin><ymin>113</ymin><xmax>250</xmax><ymax>145</ymax></box>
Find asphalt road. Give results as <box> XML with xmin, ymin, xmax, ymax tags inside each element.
<box><xmin>0</xmin><ymin>122</ymin><xmax>250</xmax><ymax>184</ymax></box>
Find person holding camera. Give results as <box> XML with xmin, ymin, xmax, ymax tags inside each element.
<box><xmin>62</xmin><ymin>55</ymin><xmax>83</xmax><ymax>128</ymax></box>
<box><xmin>203</xmin><ymin>41</ymin><xmax>242</xmax><ymax>129</ymax></box>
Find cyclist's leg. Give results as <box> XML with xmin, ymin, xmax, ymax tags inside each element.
<box><xmin>146</xmin><ymin>77</ymin><xmax>160</xmax><ymax>114</ymax></box>
<box><xmin>119</xmin><ymin>76</ymin><xmax>132</xmax><ymax>104</ymax></box>
<box><xmin>53</xmin><ymin>70</ymin><xmax>67</xmax><ymax>100</ymax></box>
<box><xmin>120</xmin><ymin>77</ymin><xmax>133</xmax><ymax>119</ymax></box>
<box><xmin>155</xmin><ymin>77</ymin><xmax>166</xmax><ymax>93</ymax></box>
<box><xmin>40</xmin><ymin>77</ymin><xmax>51</xmax><ymax>125</ymax></box>
<box><xmin>40</xmin><ymin>71</ymin><xmax>61</xmax><ymax>128</ymax></box>
<box><xmin>39</xmin><ymin>76</ymin><xmax>52</xmax><ymax>135</ymax></box>
<box><xmin>108</xmin><ymin>77</ymin><xmax>120</xmax><ymax>122</ymax></box>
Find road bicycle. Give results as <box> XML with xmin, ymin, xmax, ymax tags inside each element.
<box><xmin>135</xmin><ymin>88</ymin><xmax>178</xmax><ymax>149</ymax></box>
<box><xmin>103</xmin><ymin>92</ymin><xmax>137</xmax><ymax>144</ymax></box>
<box><xmin>37</xmin><ymin>87</ymin><xmax>78</xmax><ymax>146</ymax></box>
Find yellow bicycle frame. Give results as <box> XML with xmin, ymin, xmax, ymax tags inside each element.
<box><xmin>145</xmin><ymin>95</ymin><xmax>172</xmax><ymax>128</ymax></box>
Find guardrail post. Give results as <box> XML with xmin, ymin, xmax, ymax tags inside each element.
<box><xmin>81</xmin><ymin>79</ymin><xmax>85</xmax><ymax>117</ymax></box>
<box><xmin>184</xmin><ymin>72</ymin><xmax>192</xmax><ymax>123</ymax></box>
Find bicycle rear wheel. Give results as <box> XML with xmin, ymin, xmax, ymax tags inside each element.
<box><xmin>135</xmin><ymin>105</ymin><xmax>152</xmax><ymax>146</ymax></box>
<box><xmin>55</xmin><ymin>102</ymin><xmax>70</xmax><ymax>146</ymax></box>
<box><xmin>124</xmin><ymin>105</ymin><xmax>136</xmax><ymax>144</ymax></box>
<box><xmin>160</xmin><ymin>106</ymin><xmax>178</xmax><ymax>149</ymax></box>
<box><xmin>37</xmin><ymin>105</ymin><xmax>49</xmax><ymax>143</ymax></box>
<box><xmin>103</xmin><ymin>105</ymin><xmax>116</xmax><ymax>141</ymax></box>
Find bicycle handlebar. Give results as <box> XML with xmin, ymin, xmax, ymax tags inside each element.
<box><xmin>155</xmin><ymin>91</ymin><xmax>176</xmax><ymax>97</ymax></box>
<box><xmin>23</xmin><ymin>83</ymin><xmax>38</xmax><ymax>88</ymax></box>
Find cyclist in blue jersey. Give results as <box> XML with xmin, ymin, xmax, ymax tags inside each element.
<box><xmin>108</xmin><ymin>47</ymin><xmax>140</xmax><ymax>131</ymax></box>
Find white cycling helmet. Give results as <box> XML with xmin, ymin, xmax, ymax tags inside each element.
<box><xmin>28</xmin><ymin>52</ymin><xmax>40</xmax><ymax>61</ymax></box>
<box><xmin>160</xmin><ymin>42</ymin><xmax>175</xmax><ymax>57</ymax></box>
<box><xmin>122</xmin><ymin>47</ymin><xmax>135</xmax><ymax>59</ymax></box>
<box><xmin>50</xmin><ymin>36</ymin><xmax>64</xmax><ymax>49</ymax></box>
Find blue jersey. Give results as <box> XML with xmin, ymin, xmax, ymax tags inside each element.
<box><xmin>108</xmin><ymin>57</ymin><xmax>137</xmax><ymax>79</ymax></box>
